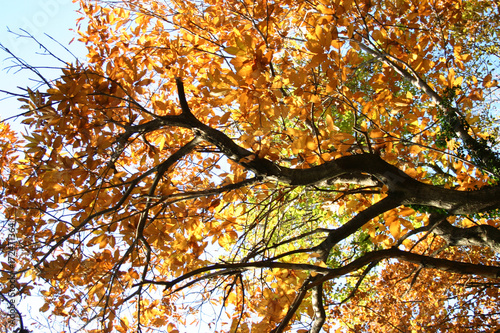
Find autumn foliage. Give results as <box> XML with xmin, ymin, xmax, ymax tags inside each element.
<box><xmin>1</xmin><ymin>0</ymin><xmax>500</xmax><ymax>332</ymax></box>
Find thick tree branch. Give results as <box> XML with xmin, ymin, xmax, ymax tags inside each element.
<box><xmin>309</xmin><ymin>282</ymin><xmax>327</xmax><ymax>333</ymax></box>
<box><xmin>161</xmin><ymin>80</ymin><xmax>500</xmax><ymax>217</ymax></box>
<box><xmin>317</xmin><ymin>196</ymin><xmax>402</xmax><ymax>260</ymax></box>
<box><xmin>408</xmin><ymin>213</ymin><xmax>500</xmax><ymax>253</ymax></box>
<box><xmin>434</xmin><ymin>219</ymin><xmax>500</xmax><ymax>253</ymax></box>
<box><xmin>308</xmin><ymin>247</ymin><xmax>500</xmax><ymax>288</ymax></box>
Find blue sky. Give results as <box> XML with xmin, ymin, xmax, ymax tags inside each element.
<box><xmin>0</xmin><ymin>0</ymin><xmax>86</xmax><ymax>123</ymax></box>
<box><xmin>1</xmin><ymin>0</ymin><xmax>80</xmax><ymax>54</ymax></box>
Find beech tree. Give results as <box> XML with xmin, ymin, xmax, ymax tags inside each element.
<box><xmin>1</xmin><ymin>0</ymin><xmax>500</xmax><ymax>332</ymax></box>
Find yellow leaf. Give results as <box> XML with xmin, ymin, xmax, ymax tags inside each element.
<box><xmin>306</xmin><ymin>137</ymin><xmax>317</xmax><ymax>150</ymax></box>
<box><xmin>409</xmin><ymin>145</ymin><xmax>423</xmax><ymax>155</ymax></box>
<box><xmin>305</xmin><ymin>40</ymin><xmax>323</xmax><ymax>54</ymax></box>
<box><xmin>39</xmin><ymin>303</ymin><xmax>50</xmax><ymax>312</ymax></box>
<box><xmin>219</xmin><ymin>112</ymin><xmax>231</xmax><ymax>124</ymax></box>
<box><xmin>447</xmin><ymin>68</ymin><xmax>456</xmax><ymax>87</ymax></box>
<box><xmin>326</xmin><ymin>114</ymin><xmax>339</xmax><ymax>132</ymax></box>
<box><xmin>483</xmin><ymin>73</ymin><xmax>498</xmax><ymax>88</ymax></box>
<box><xmin>239</xmin><ymin>154</ymin><xmax>256</xmax><ymax>164</ymax></box>
<box><xmin>389</xmin><ymin>219</ymin><xmax>400</xmax><ymax>238</ymax></box>
<box><xmin>224</xmin><ymin>46</ymin><xmax>241</xmax><ymax>55</ymax></box>
<box><xmin>454</xmin><ymin>76</ymin><xmax>463</xmax><ymax>86</ymax></box>
<box><xmin>399</xmin><ymin>207</ymin><xmax>415</xmax><ymax>217</ymax></box>
<box><xmin>167</xmin><ymin>323</ymin><xmax>178</xmax><ymax>333</ymax></box>
<box><xmin>331</xmin><ymin>40</ymin><xmax>344</xmax><ymax>49</ymax></box>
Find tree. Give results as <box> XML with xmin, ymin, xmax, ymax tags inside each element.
<box><xmin>1</xmin><ymin>0</ymin><xmax>500</xmax><ymax>332</ymax></box>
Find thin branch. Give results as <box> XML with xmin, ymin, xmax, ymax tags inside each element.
<box><xmin>136</xmin><ymin>261</ymin><xmax>335</xmax><ymax>290</ymax></box>
<box><xmin>0</xmin><ymin>292</ymin><xmax>26</xmax><ymax>332</ymax></box>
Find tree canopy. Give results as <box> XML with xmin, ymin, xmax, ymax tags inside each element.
<box><xmin>1</xmin><ymin>0</ymin><xmax>500</xmax><ymax>332</ymax></box>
